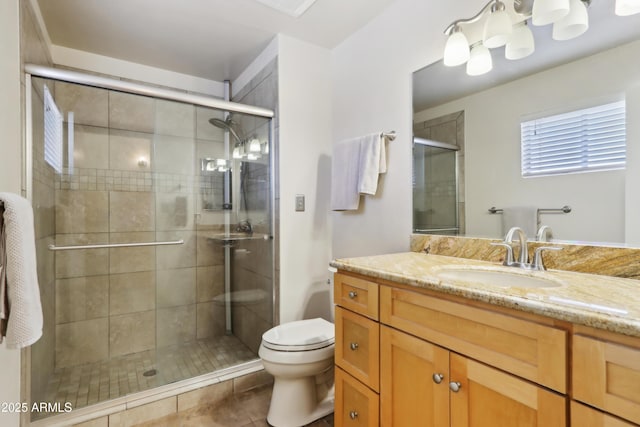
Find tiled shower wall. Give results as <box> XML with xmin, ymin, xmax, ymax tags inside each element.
<box><xmin>413</xmin><ymin>110</ymin><xmax>466</xmax><ymax>235</ymax></box>
<box><xmin>230</xmin><ymin>58</ymin><xmax>278</xmax><ymax>352</ymax></box>
<box><xmin>50</xmin><ymin>80</ymin><xmax>230</xmax><ymax>369</ymax></box>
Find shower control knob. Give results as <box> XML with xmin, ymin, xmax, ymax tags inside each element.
<box><xmin>350</xmin><ymin>342</ymin><xmax>359</xmax><ymax>351</ymax></box>
<box><xmin>432</xmin><ymin>373</ymin><xmax>444</xmax><ymax>384</ymax></box>
<box><xmin>348</xmin><ymin>291</ymin><xmax>358</xmax><ymax>299</ymax></box>
<box><xmin>349</xmin><ymin>411</ymin><xmax>358</xmax><ymax>420</ymax></box>
<box><xmin>449</xmin><ymin>381</ymin><xmax>462</xmax><ymax>393</ymax></box>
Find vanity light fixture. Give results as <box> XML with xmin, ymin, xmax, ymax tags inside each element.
<box><xmin>248</xmin><ymin>137</ymin><xmax>262</xmax><ymax>153</ymax></box>
<box><xmin>615</xmin><ymin>0</ymin><xmax>640</xmax><ymax>15</ymax></box>
<box><xmin>467</xmin><ymin>43</ymin><xmax>493</xmax><ymax>76</ymax></box>
<box><xmin>443</xmin><ymin>0</ymin><xmax>596</xmax><ymax>76</ymax></box>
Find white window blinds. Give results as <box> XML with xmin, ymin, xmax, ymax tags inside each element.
<box><xmin>521</xmin><ymin>100</ymin><xmax>626</xmax><ymax>177</ymax></box>
<box><xmin>43</xmin><ymin>85</ymin><xmax>63</xmax><ymax>174</ymax></box>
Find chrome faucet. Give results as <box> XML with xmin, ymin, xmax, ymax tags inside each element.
<box><xmin>505</xmin><ymin>226</ymin><xmax>529</xmax><ymax>265</ymax></box>
<box><xmin>492</xmin><ymin>226</ymin><xmax>562</xmax><ymax>271</ymax></box>
<box><xmin>536</xmin><ymin>225</ymin><xmax>553</xmax><ymax>242</ymax></box>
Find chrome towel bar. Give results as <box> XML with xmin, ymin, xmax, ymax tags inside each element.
<box><xmin>488</xmin><ymin>206</ymin><xmax>572</xmax><ymax>214</ymax></box>
<box><xmin>48</xmin><ymin>239</ymin><xmax>184</xmax><ymax>251</ymax></box>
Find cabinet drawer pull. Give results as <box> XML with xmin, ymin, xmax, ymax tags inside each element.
<box><xmin>348</xmin><ymin>291</ymin><xmax>358</xmax><ymax>299</ymax></box>
<box><xmin>349</xmin><ymin>410</ymin><xmax>359</xmax><ymax>420</ymax></box>
<box><xmin>432</xmin><ymin>373</ymin><xmax>444</xmax><ymax>384</ymax></box>
<box><xmin>449</xmin><ymin>381</ymin><xmax>461</xmax><ymax>392</ymax></box>
<box><xmin>350</xmin><ymin>342</ymin><xmax>359</xmax><ymax>351</ymax></box>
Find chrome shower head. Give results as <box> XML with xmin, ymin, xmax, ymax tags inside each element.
<box><xmin>209</xmin><ymin>116</ymin><xmax>242</xmax><ymax>144</ymax></box>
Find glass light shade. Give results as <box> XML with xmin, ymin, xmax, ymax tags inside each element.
<box><xmin>262</xmin><ymin>142</ymin><xmax>269</xmax><ymax>154</ymax></box>
<box><xmin>232</xmin><ymin>146</ymin><xmax>242</xmax><ymax>159</ymax></box>
<box><xmin>249</xmin><ymin>138</ymin><xmax>261</xmax><ymax>153</ymax></box>
<box><xmin>483</xmin><ymin>8</ymin><xmax>513</xmax><ymax>48</ymax></box>
<box><xmin>466</xmin><ymin>43</ymin><xmax>493</xmax><ymax>76</ymax></box>
<box><xmin>443</xmin><ymin>31</ymin><xmax>470</xmax><ymax>66</ymax></box>
<box><xmin>615</xmin><ymin>0</ymin><xmax>640</xmax><ymax>15</ymax></box>
<box><xmin>505</xmin><ymin>21</ymin><xmax>535</xmax><ymax>60</ymax></box>
<box><xmin>247</xmin><ymin>153</ymin><xmax>260</xmax><ymax>161</ymax></box>
<box><xmin>532</xmin><ymin>0</ymin><xmax>570</xmax><ymax>26</ymax></box>
<box><xmin>552</xmin><ymin>0</ymin><xmax>588</xmax><ymax>40</ymax></box>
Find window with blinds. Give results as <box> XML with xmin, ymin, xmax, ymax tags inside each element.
<box><xmin>43</xmin><ymin>85</ymin><xmax>63</xmax><ymax>174</ymax></box>
<box><xmin>521</xmin><ymin>100</ymin><xmax>626</xmax><ymax>177</ymax></box>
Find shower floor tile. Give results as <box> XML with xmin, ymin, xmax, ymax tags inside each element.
<box><xmin>37</xmin><ymin>335</ymin><xmax>256</xmax><ymax>419</ymax></box>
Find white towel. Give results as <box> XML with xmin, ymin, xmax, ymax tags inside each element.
<box><xmin>358</xmin><ymin>133</ymin><xmax>387</xmax><ymax>195</ymax></box>
<box><xmin>331</xmin><ymin>139</ymin><xmax>362</xmax><ymax>211</ymax></box>
<box><xmin>0</xmin><ymin>193</ymin><xmax>43</xmax><ymax>348</ymax></box>
<box><xmin>502</xmin><ymin>206</ymin><xmax>538</xmax><ymax>238</ymax></box>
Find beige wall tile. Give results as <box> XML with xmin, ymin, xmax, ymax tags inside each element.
<box><xmin>56</xmin><ymin>190</ymin><xmax>109</xmax><ymax>234</ymax></box>
<box><xmin>110</xmin><ymin>271</ymin><xmax>156</xmax><ymax>315</ymax></box>
<box><xmin>157</xmin><ymin>305</ymin><xmax>196</xmax><ymax>348</ymax></box>
<box><xmin>72</xmin><ymin>416</ymin><xmax>109</xmax><ymax>427</ymax></box>
<box><xmin>72</xmin><ymin>125</ymin><xmax>109</xmax><ymax>170</ymax></box>
<box><xmin>56</xmin><ymin>275</ymin><xmax>109</xmax><ymax>323</ymax></box>
<box><xmin>54</xmin><ymin>81</ymin><xmax>108</xmax><ymax>128</ymax></box>
<box><xmin>109</xmin><ymin>232</ymin><xmax>156</xmax><ymax>274</ymax></box>
<box><xmin>156</xmin><ymin>193</ymin><xmax>194</xmax><ymax>231</ymax></box>
<box><xmin>157</xmin><ymin>267</ymin><xmax>196</xmax><ymax>308</ymax></box>
<box><xmin>33</xmin><ymin>180</ymin><xmax>55</xmax><ymax>239</ymax></box>
<box><xmin>196</xmin><ymin>232</ymin><xmax>224</xmax><ymax>266</ymax></box>
<box><xmin>36</xmin><ymin>237</ymin><xmax>55</xmax><ymax>289</ymax></box>
<box><xmin>196</xmin><ymin>139</ymin><xmax>225</xmax><ymax>165</ymax></box>
<box><xmin>30</xmin><ymin>276</ymin><xmax>55</xmax><ymax>403</ymax></box>
<box><xmin>109</xmin><ymin>129</ymin><xmax>152</xmax><ymax>171</ymax></box>
<box><xmin>55</xmin><ymin>318</ymin><xmax>108</xmax><ymax>368</ymax></box>
<box><xmin>110</xmin><ymin>191</ymin><xmax>155</xmax><ymax>232</ymax></box>
<box><xmin>155</xmin><ymin>100</ymin><xmax>194</xmax><ymax>138</ymax></box>
<box><xmin>196</xmin><ymin>301</ymin><xmax>225</xmax><ymax>339</ymax></box>
<box><xmin>177</xmin><ymin>381</ymin><xmax>232</xmax><ymax>412</ymax></box>
<box><xmin>55</xmin><ymin>233</ymin><xmax>110</xmax><ymax>279</ymax></box>
<box><xmin>108</xmin><ymin>397</ymin><xmax>176</xmax><ymax>427</ymax></box>
<box><xmin>196</xmin><ymin>265</ymin><xmax>224</xmax><ymax>302</ymax></box>
<box><xmin>109</xmin><ymin>91</ymin><xmax>155</xmax><ymax>133</ymax></box>
<box><xmin>109</xmin><ymin>310</ymin><xmax>155</xmax><ymax>357</ymax></box>
<box><xmin>153</xmin><ymin>135</ymin><xmax>195</xmax><ymax>175</ymax></box>
<box><xmin>156</xmin><ymin>230</ymin><xmax>196</xmax><ymax>269</ymax></box>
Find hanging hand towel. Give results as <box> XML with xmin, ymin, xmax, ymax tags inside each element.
<box><xmin>358</xmin><ymin>133</ymin><xmax>387</xmax><ymax>195</ymax></box>
<box><xmin>0</xmin><ymin>193</ymin><xmax>43</xmax><ymax>349</ymax></box>
<box><xmin>331</xmin><ymin>138</ymin><xmax>362</xmax><ymax>210</ymax></box>
<box><xmin>501</xmin><ymin>206</ymin><xmax>538</xmax><ymax>238</ymax></box>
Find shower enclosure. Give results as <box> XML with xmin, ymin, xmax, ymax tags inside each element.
<box><xmin>25</xmin><ymin>66</ymin><xmax>275</xmax><ymax>421</ymax></box>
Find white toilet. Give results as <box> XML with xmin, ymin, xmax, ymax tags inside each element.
<box><xmin>259</xmin><ymin>318</ymin><xmax>335</xmax><ymax>427</ymax></box>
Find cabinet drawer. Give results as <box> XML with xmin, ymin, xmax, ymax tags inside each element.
<box><xmin>336</xmin><ymin>306</ymin><xmax>380</xmax><ymax>391</ymax></box>
<box><xmin>335</xmin><ymin>367</ymin><xmax>379</xmax><ymax>427</ymax></box>
<box><xmin>571</xmin><ymin>401</ymin><xmax>636</xmax><ymax>427</ymax></box>
<box><xmin>573</xmin><ymin>335</ymin><xmax>640</xmax><ymax>425</ymax></box>
<box><xmin>380</xmin><ymin>285</ymin><xmax>567</xmax><ymax>393</ymax></box>
<box><xmin>334</xmin><ymin>273</ymin><xmax>379</xmax><ymax>319</ymax></box>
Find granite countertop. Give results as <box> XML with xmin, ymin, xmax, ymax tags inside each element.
<box><xmin>330</xmin><ymin>252</ymin><xmax>640</xmax><ymax>338</ymax></box>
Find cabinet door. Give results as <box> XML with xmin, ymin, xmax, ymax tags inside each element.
<box><xmin>571</xmin><ymin>401</ymin><xmax>636</xmax><ymax>427</ymax></box>
<box><xmin>449</xmin><ymin>353</ymin><xmax>567</xmax><ymax>427</ymax></box>
<box><xmin>573</xmin><ymin>335</ymin><xmax>640</xmax><ymax>425</ymax></box>
<box><xmin>380</xmin><ymin>326</ymin><xmax>450</xmax><ymax>427</ymax></box>
<box><xmin>335</xmin><ymin>367</ymin><xmax>379</xmax><ymax>427</ymax></box>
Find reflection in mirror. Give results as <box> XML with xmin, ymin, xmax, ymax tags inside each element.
<box><xmin>413</xmin><ymin>4</ymin><xmax>640</xmax><ymax>245</ymax></box>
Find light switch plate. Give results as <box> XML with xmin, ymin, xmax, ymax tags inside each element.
<box><xmin>295</xmin><ymin>194</ymin><xmax>305</xmax><ymax>212</ymax></box>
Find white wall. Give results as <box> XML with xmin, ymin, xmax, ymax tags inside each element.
<box><xmin>626</xmin><ymin>83</ymin><xmax>640</xmax><ymax>246</ymax></box>
<box><xmin>331</xmin><ymin>0</ymin><xmax>481</xmax><ymax>258</ymax></box>
<box><xmin>415</xmin><ymin>42</ymin><xmax>640</xmax><ymax>243</ymax></box>
<box><xmin>277</xmin><ymin>35</ymin><xmax>333</xmax><ymax>323</ymax></box>
<box><xmin>0</xmin><ymin>0</ymin><xmax>24</xmax><ymax>426</ymax></box>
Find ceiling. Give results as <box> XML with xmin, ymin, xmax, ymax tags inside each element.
<box><xmin>413</xmin><ymin>0</ymin><xmax>640</xmax><ymax>111</ymax></box>
<box><xmin>37</xmin><ymin>0</ymin><xmax>396</xmax><ymax>82</ymax></box>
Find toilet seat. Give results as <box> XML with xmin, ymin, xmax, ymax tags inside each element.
<box><xmin>262</xmin><ymin>318</ymin><xmax>335</xmax><ymax>351</ymax></box>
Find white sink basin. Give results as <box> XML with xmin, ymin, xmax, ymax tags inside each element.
<box><xmin>435</xmin><ymin>268</ymin><xmax>562</xmax><ymax>289</ymax></box>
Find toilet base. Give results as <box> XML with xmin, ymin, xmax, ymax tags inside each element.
<box><xmin>266</xmin><ymin>376</ymin><xmax>335</xmax><ymax>427</ymax></box>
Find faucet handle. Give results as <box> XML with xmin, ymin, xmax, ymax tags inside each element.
<box><xmin>491</xmin><ymin>242</ymin><xmax>514</xmax><ymax>266</ymax></box>
<box><xmin>532</xmin><ymin>246</ymin><xmax>562</xmax><ymax>271</ymax></box>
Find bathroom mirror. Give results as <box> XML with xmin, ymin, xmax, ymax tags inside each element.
<box><xmin>412</xmin><ymin>1</ymin><xmax>640</xmax><ymax>245</ymax></box>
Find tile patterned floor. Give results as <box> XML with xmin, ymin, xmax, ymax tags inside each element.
<box><xmin>137</xmin><ymin>384</ymin><xmax>334</xmax><ymax>427</ymax></box>
<box><xmin>38</xmin><ymin>335</ymin><xmax>256</xmax><ymax>419</ymax></box>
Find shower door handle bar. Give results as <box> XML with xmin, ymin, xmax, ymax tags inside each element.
<box><xmin>48</xmin><ymin>240</ymin><xmax>184</xmax><ymax>251</ymax></box>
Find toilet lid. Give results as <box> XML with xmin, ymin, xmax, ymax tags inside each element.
<box><xmin>262</xmin><ymin>318</ymin><xmax>335</xmax><ymax>351</ymax></box>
